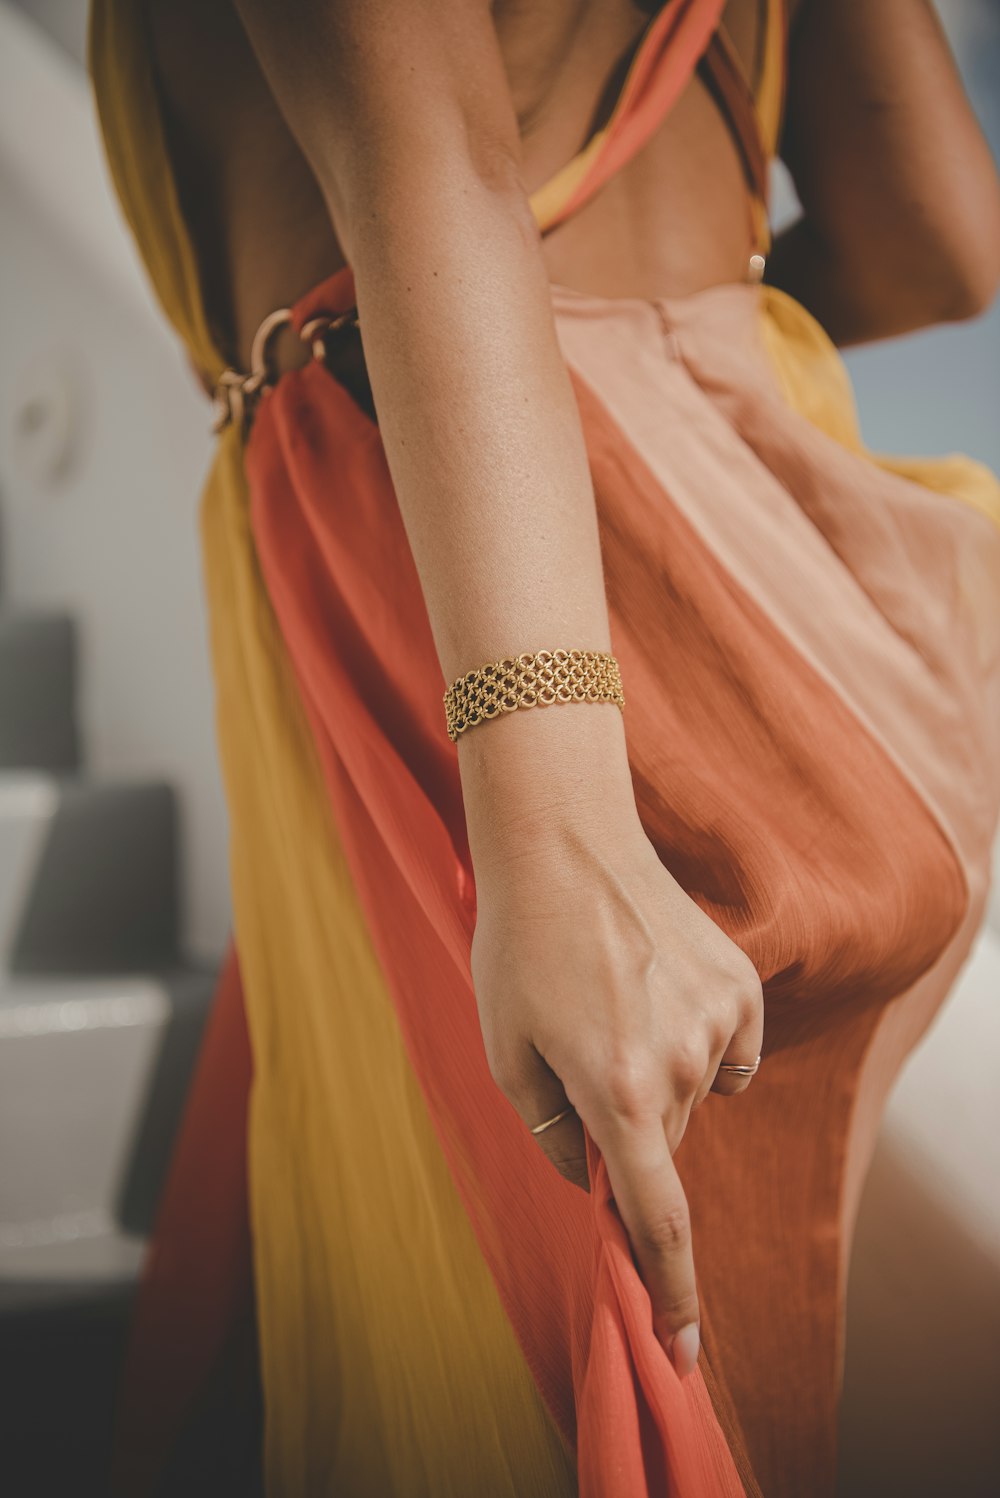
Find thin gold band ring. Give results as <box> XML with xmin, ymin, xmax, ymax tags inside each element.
<box><xmin>717</xmin><ymin>1055</ymin><xmax>762</xmax><ymax>1078</ymax></box>
<box><xmin>530</xmin><ymin>1105</ymin><xmax>575</xmax><ymax>1136</ymax></box>
<box><xmin>531</xmin><ymin>1055</ymin><xmax>761</xmax><ymax>1135</ymax></box>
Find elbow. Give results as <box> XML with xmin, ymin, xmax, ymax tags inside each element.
<box><xmin>878</xmin><ymin>232</ymin><xmax>1000</xmax><ymax>335</ymax></box>
<box><xmin>937</xmin><ymin>249</ymin><xmax>1000</xmax><ymax>322</ymax></box>
<box><xmin>324</xmin><ymin>104</ymin><xmax>531</xmax><ymax>234</ymax></box>
<box><xmin>463</xmin><ymin>131</ymin><xmax>527</xmax><ymax>199</ymax></box>
<box><xmin>933</xmin><ymin>187</ymin><xmax>1000</xmax><ymax>322</ymax></box>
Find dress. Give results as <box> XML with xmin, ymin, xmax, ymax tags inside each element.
<box><xmin>87</xmin><ymin>1</ymin><xmax>1000</xmax><ymax>1494</ymax></box>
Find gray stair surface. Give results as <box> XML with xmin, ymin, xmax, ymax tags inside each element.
<box><xmin>0</xmin><ymin>443</ymin><xmax>228</xmax><ymax>1491</ymax></box>
<box><xmin>0</xmin><ymin>610</ymin><xmax>80</xmax><ymax>772</ymax></box>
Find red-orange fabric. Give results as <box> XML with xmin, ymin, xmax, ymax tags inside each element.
<box><xmin>221</xmin><ymin>264</ymin><xmax>973</xmax><ymax>1497</ymax></box>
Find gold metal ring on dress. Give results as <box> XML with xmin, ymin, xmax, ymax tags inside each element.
<box><xmin>247</xmin><ymin>306</ymin><xmax>294</xmax><ymax>392</ymax></box>
<box><xmin>530</xmin><ymin>1105</ymin><xmax>575</xmax><ymax>1136</ymax></box>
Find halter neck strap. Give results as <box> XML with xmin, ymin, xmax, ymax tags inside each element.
<box><xmin>528</xmin><ymin>0</ymin><xmax>787</xmax><ymax>258</ymax></box>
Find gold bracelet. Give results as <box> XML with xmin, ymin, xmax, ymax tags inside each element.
<box><xmin>443</xmin><ymin>648</ymin><xmax>625</xmax><ymax>743</ymax></box>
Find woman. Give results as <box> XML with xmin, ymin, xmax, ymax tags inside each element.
<box><xmin>88</xmin><ymin>1</ymin><xmax>1000</xmax><ymax>1494</ymax></box>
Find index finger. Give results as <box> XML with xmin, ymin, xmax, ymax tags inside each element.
<box><xmin>597</xmin><ymin>1113</ymin><xmax>701</xmax><ymax>1378</ymax></box>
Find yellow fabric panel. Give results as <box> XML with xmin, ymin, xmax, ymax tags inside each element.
<box><xmin>87</xmin><ymin>1</ymin><xmax>224</xmax><ymax>379</ymax></box>
<box><xmin>759</xmin><ymin>285</ymin><xmax>1000</xmax><ymax>534</ymax></box>
<box><xmin>759</xmin><ymin>284</ymin><xmax>866</xmax><ymax>448</ymax></box>
<box><xmin>198</xmin><ymin>429</ymin><xmax>578</xmax><ymax>1496</ymax></box>
<box><xmin>754</xmin><ymin>0</ymin><xmax>786</xmax><ymax>157</ymax></box>
<box><xmin>88</xmin><ymin>2</ymin><xmax>578</xmax><ymax>1490</ymax></box>
<box><xmin>871</xmin><ymin>453</ymin><xmax>1000</xmax><ymax>534</ymax></box>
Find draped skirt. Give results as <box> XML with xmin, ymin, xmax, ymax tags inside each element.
<box><xmin>116</xmin><ymin>267</ymin><xmax>1000</xmax><ymax>1498</ymax></box>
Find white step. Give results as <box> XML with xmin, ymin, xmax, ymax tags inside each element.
<box><xmin>0</xmin><ymin>967</ymin><xmax>215</xmax><ymax>1308</ymax></box>
<box><xmin>0</xmin><ymin>1213</ymin><xmax>145</xmax><ymax>1311</ymax></box>
<box><xmin>0</xmin><ymin>771</ymin><xmax>179</xmax><ymax>973</ymax></box>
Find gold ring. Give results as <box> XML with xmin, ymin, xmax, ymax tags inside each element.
<box><xmin>717</xmin><ymin>1055</ymin><xmax>761</xmax><ymax>1078</ymax></box>
<box><xmin>530</xmin><ymin>1105</ymin><xmax>575</xmax><ymax>1136</ymax></box>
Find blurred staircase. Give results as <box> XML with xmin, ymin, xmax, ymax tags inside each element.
<box><xmin>0</xmin><ymin>605</ymin><xmax>218</xmax><ymax>1312</ymax></box>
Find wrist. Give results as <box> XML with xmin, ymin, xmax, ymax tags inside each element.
<box><xmin>457</xmin><ymin>699</ymin><xmax>641</xmax><ymax>877</ymax></box>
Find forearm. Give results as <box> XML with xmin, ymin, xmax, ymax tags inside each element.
<box><xmin>349</xmin><ymin>157</ymin><xmax>641</xmax><ymax>860</ymax></box>
<box><xmin>775</xmin><ymin>0</ymin><xmax>1000</xmax><ymax>345</ymax></box>
<box><xmin>763</xmin><ymin>218</ymin><xmax>880</xmax><ymax>348</ymax></box>
<box><xmin>345</xmin><ymin>165</ymin><xmax>608</xmax><ymax>684</ymax></box>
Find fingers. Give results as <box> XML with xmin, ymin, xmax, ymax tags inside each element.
<box><xmin>527</xmin><ymin>1102</ymin><xmax>589</xmax><ymax>1190</ymax></box>
<box><xmin>518</xmin><ymin>1062</ymin><xmax>702</xmax><ymax>1376</ymax></box>
<box><xmin>480</xmin><ymin>942</ymin><xmax>764</xmax><ymax>1392</ymax></box>
<box><xmin>492</xmin><ymin>1040</ymin><xmax>590</xmax><ymax>1191</ymax></box>
<box><xmin>597</xmin><ymin>1108</ymin><xmax>701</xmax><ymax>1376</ymax></box>
<box><xmin>710</xmin><ymin>1050</ymin><xmax>762</xmax><ymax>1097</ymax></box>
<box><xmin>708</xmin><ymin>960</ymin><xmax>764</xmax><ymax>1099</ymax></box>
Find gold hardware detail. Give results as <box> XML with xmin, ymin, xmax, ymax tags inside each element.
<box><xmin>444</xmin><ymin>648</ymin><xmax>625</xmax><ymax>743</ymax></box>
<box><xmin>211</xmin><ymin>305</ymin><xmax>360</xmax><ymax>435</ymax></box>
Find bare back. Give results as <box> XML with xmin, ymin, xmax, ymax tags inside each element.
<box><xmin>145</xmin><ymin>0</ymin><xmax>769</xmax><ymax>370</ymax></box>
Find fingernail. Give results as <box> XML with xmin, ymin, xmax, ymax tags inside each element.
<box><xmin>668</xmin><ymin>1323</ymin><xmax>700</xmax><ymax>1379</ymax></box>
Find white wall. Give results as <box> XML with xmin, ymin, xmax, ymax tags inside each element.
<box><xmin>0</xmin><ymin>5</ymin><xmax>229</xmax><ymax>964</ymax></box>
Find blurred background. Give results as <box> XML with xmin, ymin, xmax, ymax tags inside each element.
<box><xmin>0</xmin><ymin>1</ymin><xmax>997</xmax><ymax>1494</ymax></box>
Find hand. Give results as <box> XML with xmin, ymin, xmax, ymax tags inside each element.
<box><xmin>469</xmin><ymin>808</ymin><xmax>764</xmax><ymax>1378</ymax></box>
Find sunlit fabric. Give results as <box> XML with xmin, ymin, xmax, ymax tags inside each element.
<box><xmin>89</xmin><ymin>0</ymin><xmax>1000</xmax><ymax>1493</ymax></box>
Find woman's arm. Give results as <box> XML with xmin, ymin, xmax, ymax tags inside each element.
<box><xmin>234</xmin><ymin>0</ymin><xmax>629</xmax><ymax>834</ymax></box>
<box><xmin>233</xmin><ymin>0</ymin><xmax>763</xmax><ymax>1374</ymax></box>
<box><xmin>233</xmin><ymin>0</ymin><xmax>656</xmax><ymax>1038</ymax></box>
<box><xmin>767</xmin><ymin>0</ymin><xmax>1000</xmax><ymax>346</ymax></box>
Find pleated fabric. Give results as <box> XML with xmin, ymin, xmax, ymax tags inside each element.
<box><xmin>88</xmin><ymin>0</ymin><xmax>1000</xmax><ymax>1493</ymax></box>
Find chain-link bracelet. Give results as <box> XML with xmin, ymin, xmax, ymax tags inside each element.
<box><xmin>443</xmin><ymin>648</ymin><xmax>625</xmax><ymax>743</ymax></box>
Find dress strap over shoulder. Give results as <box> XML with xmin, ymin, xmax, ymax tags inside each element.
<box><xmin>697</xmin><ymin>0</ymin><xmax>788</xmax><ymax>258</ymax></box>
<box><xmin>528</xmin><ymin>0</ymin><xmax>787</xmax><ymax>262</ymax></box>
<box><xmin>528</xmin><ymin>0</ymin><xmax>729</xmax><ymax>235</ymax></box>
<box><xmin>754</xmin><ymin>0</ymin><xmax>790</xmax><ymax>159</ymax></box>
<box><xmin>700</xmin><ymin>33</ymin><xmax>767</xmax><ymax>202</ymax></box>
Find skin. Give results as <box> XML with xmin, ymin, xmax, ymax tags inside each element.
<box><xmin>147</xmin><ymin>0</ymin><xmax>1000</xmax><ymax>1380</ymax></box>
<box><xmin>770</xmin><ymin>0</ymin><xmax>1000</xmax><ymax>343</ymax></box>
